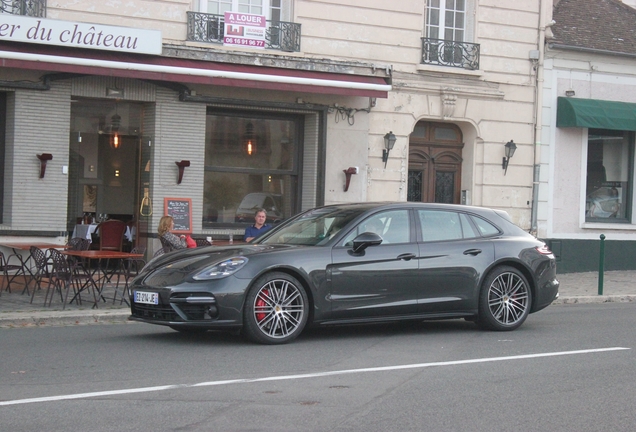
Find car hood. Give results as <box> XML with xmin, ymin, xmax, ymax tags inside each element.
<box><xmin>137</xmin><ymin>244</ymin><xmax>300</xmax><ymax>286</ymax></box>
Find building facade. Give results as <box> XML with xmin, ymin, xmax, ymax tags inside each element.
<box><xmin>540</xmin><ymin>0</ymin><xmax>636</xmax><ymax>272</ymax></box>
<box><xmin>0</xmin><ymin>0</ymin><xmax>551</xmax><ymax>257</ymax></box>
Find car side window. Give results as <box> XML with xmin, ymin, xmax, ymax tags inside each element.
<box><xmin>470</xmin><ymin>215</ymin><xmax>501</xmax><ymax>237</ymax></box>
<box><xmin>418</xmin><ymin>210</ymin><xmax>471</xmax><ymax>242</ymax></box>
<box><xmin>341</xmin><ymin>210</ymin><xmax>410</xmax><ymax>246</ymax></box>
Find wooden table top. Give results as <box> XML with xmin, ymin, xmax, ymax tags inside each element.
<box><xmin>61</xmin><ymin>250</ymin><xmax>144</xmax><ymax>259</ymax></box>
<box><xmin>0</xmin><ymin>242</ymin><xmax>70</xmax><ymax>251</ymax></box>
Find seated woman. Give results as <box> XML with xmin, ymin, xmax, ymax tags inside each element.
<box><xmin>158</xmin><ymin>216</ymin><xmax>187</xmax><ymax>250</ymax></box>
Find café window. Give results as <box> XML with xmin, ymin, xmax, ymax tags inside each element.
<box><xmin>203</xmin><ymin>109</ymin><xmax>301</xmax><ymax>228</ymax></box>
<box><xmin>585</xmin><ymin>129</ymin><xmax>634</xmax><ymax>222</ymax></box>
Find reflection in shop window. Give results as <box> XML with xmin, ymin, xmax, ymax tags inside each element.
<box><xmin>203</xmin><ymin>110</ymin><xmax>300</xmax><ymax>227</ymax></box>
<box><xmin>585</xmin><ymin>129</ymin><xmax>633</xmax><ymax>222</ymax></box>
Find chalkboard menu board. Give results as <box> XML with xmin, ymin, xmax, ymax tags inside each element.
<box><xmin>164</xmin><ymin>198</ymin><xmax>192</xmax><ymax>233</ymax></box>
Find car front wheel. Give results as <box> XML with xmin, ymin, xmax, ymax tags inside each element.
<box><xmin>478</xmin><ymin>266</ymin><xmax>532</xmax><ymax>331</ymax></box>
<box><xmin>243</xmin><ymin>272</ymin><xmax>309</xmax><ymax>344</ymax></box>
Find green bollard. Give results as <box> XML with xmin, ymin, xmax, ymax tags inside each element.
<box><xmin>598</xmin><ymin>234</ymin><xmax>605</xmax><ymax>295</ymax></box>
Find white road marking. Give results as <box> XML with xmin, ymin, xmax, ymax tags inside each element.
<box><xmin>0</xmin><ymin>347</ymin><xmax>629</xmax><ymax>406</ymax></box>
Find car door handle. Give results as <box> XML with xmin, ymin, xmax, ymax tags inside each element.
<box><xmin>397</xmin><ymin>253</ymin><xmax>416</xmax><ymax>261</ymax></box>
<box><xmin>463</xmin><ymin>249</ymin><xmax>482</xmax><ymax>256</ymax></box>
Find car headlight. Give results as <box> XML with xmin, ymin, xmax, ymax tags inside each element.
<box><xmin>192</xmin><ymin>257</ymin><xmax>249</xmax><ymax>280</ymax></box>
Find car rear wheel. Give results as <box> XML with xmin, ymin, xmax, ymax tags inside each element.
<box><xmin>477</xmin><ymin>266</ymin><xmax>532</xmax><ymax>331</ymax></box>
<box><xmin>243</xmin><ymin>272</ymin><xmax>308</xmax><ymax>344</ymax></box>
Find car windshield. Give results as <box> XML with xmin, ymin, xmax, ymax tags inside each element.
<box><xmin>259</xmin><ymin>207</ymin><xmax>366</xmax><ymax>246</ymax></box>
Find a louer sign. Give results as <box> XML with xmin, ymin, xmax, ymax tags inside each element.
<box><xmin>0</xmin><ymin>15</ymin><xmax>162</xmax><ymax>55</ymax></box>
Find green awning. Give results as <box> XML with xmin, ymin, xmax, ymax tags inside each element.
<box><xmin>557</xmin><ymin>97</ymin><xmax>636</xmax><ymax>131</ymax></box>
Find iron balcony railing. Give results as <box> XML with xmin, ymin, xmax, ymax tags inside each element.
<box><xmin>421</xmin><ymin>37</ymin><xmax>480</xmax><ymax>70</ymax></box>
<box><xmin>187</xmin><ymin>11</ymin><xmax>301</xmax><ymax>52</ymax></box>
<box><xmin>0</xmin><ymin>0</ymin><xmax>46</xmax><ymax>17</ymax></box>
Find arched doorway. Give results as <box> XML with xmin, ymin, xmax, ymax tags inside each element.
<box><xmin>407</xmin><ymin>121</ymin><xmax>463</xmax><ymax>204</ymax></box>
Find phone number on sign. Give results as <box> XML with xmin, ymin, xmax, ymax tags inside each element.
<box><xmin>224</xmin><ymin>37</ymin><xmax>265</xmax><ymax>47</ymax></box>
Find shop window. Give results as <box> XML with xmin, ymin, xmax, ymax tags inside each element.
<box><xmin>585</xmin><ymin>129</ymin><xmax>634</xmax><ymax>222</ymax></box>
<box><xmin>0</xmin><ymin>92</ymin><xmax>5</xmax><ymax>224</ymax></box>
<box><xmin>203</xmin><ymin>109</ymin><xmax>301</xmax><ymax>228</ymax></box>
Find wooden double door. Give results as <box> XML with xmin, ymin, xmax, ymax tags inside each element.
<box><xmin>407</xmin><ymin>122</ymin><xmax>463</xmax><ymax>204</ymax></box>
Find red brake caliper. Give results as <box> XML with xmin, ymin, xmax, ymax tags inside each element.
<box><xmin>255</xmin><ymin>289</ymin><xmax>269</xmax><ymax>322</ymax></box>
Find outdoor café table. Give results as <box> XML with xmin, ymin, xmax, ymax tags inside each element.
<box><xmin>60</xmin><ymin>250</ymin><xmax>144</xmax><ymax>307</ymax></box>
<box><xmin>0</xmin><ymin>242</ymin><xmax>69</xmax><ymax>294</ymax></box>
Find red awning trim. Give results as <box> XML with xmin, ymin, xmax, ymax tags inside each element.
<box><xmin>0</xmin><ymin>45</ymin><xmax>390</xmax><ymax>98</ymax></box>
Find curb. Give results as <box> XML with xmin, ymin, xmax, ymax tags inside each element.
<box><xmin>0</xmin><ymin>309</ymin><xmax>132</xmax><ymax>328</ymax></box>
<box><xmin>0</xmin><ymin>295</ymin><xmax>634</xmax><ymax>328</ymax></box>
<box><xmin>552</xmin><ymin>294</ymin><xmax>636</xmax><ymax>305</ymax></box>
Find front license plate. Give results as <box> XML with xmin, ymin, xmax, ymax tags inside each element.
<box><xmin>134</xmin><ymin>291</ymin><xmax>159</xmax><ymax>305</ymax></box>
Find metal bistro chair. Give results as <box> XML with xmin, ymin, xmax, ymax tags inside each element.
<box><xmin>153</xmin><ymin>246</ymin><xmax>169</xmax><ymax>258</ymax></box>
<box><xmin>110</xmin><ymin>247</ymin><xmax>147</xmax><ymax>305</ymax></box>
<box><xmin>28</xmin><ymin>246</ymin><xmax>53</xmax><ymax>304</ymax></box>
<box><xmin>46</xmin><ymin>248</ymin><xmax>99</xmax><ymax>309</ymax></box>
<box><xmin>195</xmin><ymin>238</ymin><xmax>212</xmax><ymax>247</ymax></box>
<box><xmin>0</xmin><ymin>250</ymin><xmax>27</xmax><ymax>295</ymax></box>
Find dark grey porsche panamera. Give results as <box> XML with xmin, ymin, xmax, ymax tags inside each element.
<box><xmin>129</xmin><ymin>202</ymin><xmax>559</xmax><ymax>344</ymax></box>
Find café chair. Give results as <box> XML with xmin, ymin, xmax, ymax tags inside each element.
<box><xmin>28</xmin><ymin>246</ymin><xmax>52</xmax><ymax>304</ymax></box>
<box><xmin>153</xmin><ymin>247</ymin><xmax>169</xmax><ymax>258</ymax></box>
<box><xmin>195</xmin><ymin>238</ymin><xmax>212</xmax><ymax>247</ymax></box>
<box><xmin>159</xmin><ymin>236</ymin><xmax>175</xmax><ymax>252</ymax></box>
<box><xmin>46</xmin><ymin>248</ymin><xmax>99</xmax><ymax>309</ymax></box>
<box><xmin>0</xmin><ymin>251</ymin><xmax>27</xmax><ymax>295</ymax></box>
<box><xmin>98</xmin><ymin>220</ymin><xmax>127</xmax><ymax>251</ymax></box>
<box><xmin>111</xmin><ymin>247</ymin><xmax>147</xmax><ymax>305</ymax></box>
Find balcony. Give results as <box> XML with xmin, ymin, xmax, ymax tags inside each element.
<box><xmin>0</xmin><ymin>0</ymin><xmax>45</xmax><ymax>17</ymax></box>
<box><xmin>187</xmin><ymin>12</ymin><xmax>301</xmax><ymax>52</ymax></box>
<box><xmin>421</xmin><ymin>38</ymin><xmax>480</xmax><ymax>71</ymax></box>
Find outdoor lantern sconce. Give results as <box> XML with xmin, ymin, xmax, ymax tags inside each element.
<box><xmin>502</xmin><ymin>140</ymin><xmax>517</xmax><ymax>175</ymax></box>
<box><xmin>175</xmin><ymin>160</ymin><xmax>190</xmax><ymax>184</ymax></box>
<box><xmin>343</xmin><ymin>166</ymin><xmax>358</xmax><ymax>192</ymax></box>
<box><xmin>110</xmin><ymin>109</ymin><xmax>122</xmax><ymax>149</ymax></box>
<box><xmin>37</xmin><ymin>153</ymin><xmax>53</xmax><ymax>178</ymax></box>
<box><xmin>244</xmin><ymin>122</ymin><xmax>256</xmax><ymax>155</ymax></box>
<box><xmin>382</xmin><ymin>131</ymin><xmax>397</xmax><ymax>168</ymax></box>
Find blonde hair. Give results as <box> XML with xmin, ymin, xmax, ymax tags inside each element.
<box><xmin>158</xmin><ymin>216</ymin><xmax>174</xmax><ymax>236</ymax></box>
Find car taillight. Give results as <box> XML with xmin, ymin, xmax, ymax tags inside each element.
<box><xmin>535</xmin><ymin>244</ymin><xmax>553</xmax><ymax>255</ymax></box>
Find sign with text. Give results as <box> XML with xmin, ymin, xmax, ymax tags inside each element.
<box><xmin>223</xmin><ymin>11</ymin><xmax>266</xmax><ymax>49</ymax></box>
<box><xmin>164</xmin><ymin>198</ymin><xmax>192</xmax><ymax>234</ymax></box>
<box><xmin>0</xmin><ymin>15</ymin><xmax>162</xmax><ymax>54</ymax></box>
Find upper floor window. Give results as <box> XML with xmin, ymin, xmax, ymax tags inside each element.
<box><xmin>0</xmin><ymin>0</ymin><xmax>46</xmax><ymax>17</ymax></box>
<box><xmin>426</xmin><ymin>0</ymin><xmax>466</xmax><ymax>42</ymax></box>
<box><xmin>422</xmin><ymin>0</ymin><xmax>478</xmax><ymax>70</ymax></box>
<box><xmin>199</xmin><ymin>0</ymin><xmax>291</xmax><ymax>21</ymax></box>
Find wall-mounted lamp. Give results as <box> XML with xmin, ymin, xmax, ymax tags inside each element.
<box><xmin>36</xmin><ymin>153</ymin><xmax>53</xmax><ymax>178</ymax></box>
<box><xmin>565</xmin><ymin>89</ymin><xmax>575</xmax><ymax>97</ymax></box>
<box><xmin>343</xmin><ymin>166</ymin><xmax>358</xmax><ymax>192</ymax></box>
<box><xmin>114</xmin><ymin>169</ymin><xmax>120</xmax><ymax>177</ymax></box>
<box><xmin>175</xmin><ymin>160</ymin><xmax>190</xmax><ymax>184</ymax></box>
<box><xmin>502</xmin><ymin>140</ymin><xmax>517</xmax><ymax>175</ymax></box>
<box><xmin>382</xmin><ymin>131</ymin><xmax>397</xmax><ymax>168</ymax></box>
<box><xmin>244</xmin><ymin>122</ymin><xmax>255</xmax><ymax>155</ymax></box>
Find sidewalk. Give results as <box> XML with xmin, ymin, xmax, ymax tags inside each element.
<box><xmin>1</xmin><ymin>270</ymin><xmax>635</xmax><ymax>328</ymax></box>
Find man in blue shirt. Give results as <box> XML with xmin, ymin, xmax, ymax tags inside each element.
<box><xmin>244</xmin><ymin>209</ymin><xmax>271</xmax><ymax>242</ymax></box>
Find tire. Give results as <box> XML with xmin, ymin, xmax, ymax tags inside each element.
<box><xmin>243</xmin><ymin>272</ymin><xmax>309</xmax><ymax>344</ymax></box>
<box><xmin>477</xmin><ymin>266</ymin><xmax>532</xmax><ymax>331</ymax></box>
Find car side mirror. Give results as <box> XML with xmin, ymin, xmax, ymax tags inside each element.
<box><xmin>352</xmin><ymin>232</ymin><xmax>383</xmax><ymax>253</ymax></box>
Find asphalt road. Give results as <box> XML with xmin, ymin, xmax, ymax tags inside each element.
<box><xmin>1</xmin><ymin>303</ymin><xmax>635</xmax><ymax>432</ymax></box>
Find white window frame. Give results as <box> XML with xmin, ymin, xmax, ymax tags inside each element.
<box><xmin>198</xmin><ymin>0</ymin><xmax>292</xmax><ymax>21</ymax></box>
<box><xmin>425</xmin><ymin>0</ymin><xmax>475</xmax><ymax>43</ymax></box>
<box><xmin>199</xmin><ymin>0</ymin><xmax>274</xmax><ymax>19</ymax></box>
